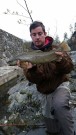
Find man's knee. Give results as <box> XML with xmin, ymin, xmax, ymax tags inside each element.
<box><xmin>53</xmin><ymin>99</ymin><xmax>71</xmax><ymax>118</ymax></box>
<box><xmin>53</xmin><ymin>89</ymin><xmax>70</xmax><ymax>111</ymax></box>
<box><xmin>53</xmin><ymin>99</ymin><xmax>66</xmax><ymax>109</ymax></box>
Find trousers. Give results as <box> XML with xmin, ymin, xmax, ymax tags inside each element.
<box><xmin>39</xmin><ymin>82</ymin><xmax>75</xmax><ymax>135</ymax></box>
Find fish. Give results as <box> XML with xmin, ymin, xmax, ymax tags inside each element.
<box><xmin>7</xmin><ymin>48</ymin><xmax>60</xmax><ymax>66</ymax></box>
<box><xmin>7</xmin><ymin>41</ymin><xmax>71</xmax><ymax>66</ymax></box>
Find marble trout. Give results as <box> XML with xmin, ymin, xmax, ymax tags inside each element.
<box><xmin>7</xmin><ymin>41</ymin><xmax>71</xmax><ymax>66</ymax></box>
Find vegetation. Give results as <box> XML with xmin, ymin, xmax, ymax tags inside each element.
<box><xmin>3</xmin><ymin>0</ymin><xmax>76</xmax><ymax>46</ymax></box>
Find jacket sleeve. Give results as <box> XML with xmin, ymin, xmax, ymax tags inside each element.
<box><xmin>23</xmin><ymin>52</ymin><xmax>74</xmax><ymax>84</ymax></box>
<box><xmin>23</xmin><ymin>62</ymin><xmax>56</xmax><ymax>84</ymax></box>
<box><xmin>56</xmin><ymin>52</ymin><xmax>74</xmax><ymax>74</ymax></box>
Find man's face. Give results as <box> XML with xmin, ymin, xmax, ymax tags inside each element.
<box><xmin>30</xmin><ymin>26</ymin><xmax>46</xmax><ymax>48</ymax></box>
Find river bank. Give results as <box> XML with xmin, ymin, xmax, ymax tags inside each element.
<box><xmin>0</xmin><ymin>50</ymin><xmax>76</xmax><ymax>134</ymax></box>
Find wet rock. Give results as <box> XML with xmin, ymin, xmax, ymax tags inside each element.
<box><xmin>0</xmin><ymin>59</ymin><xmax>8</xmax><ymax>67</ymax></box>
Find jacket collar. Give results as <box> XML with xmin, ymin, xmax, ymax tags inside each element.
<box><xmin>31</xmin><ymin>36</ymin><xmax>53</xmax><ymax>51</ymax></box>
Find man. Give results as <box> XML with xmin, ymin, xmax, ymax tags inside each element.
<box><xmin>18</xmin><ymin>21</ymin><xmax>75</xmax><ymax>135</ymax></box>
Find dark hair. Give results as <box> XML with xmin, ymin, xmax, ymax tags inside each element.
<box><xmin>29</xmin><ymin>21</ymin><xmax>45</xmax><ymax>33</ymax></box>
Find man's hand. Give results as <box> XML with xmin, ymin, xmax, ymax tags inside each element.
<box><xmin>17</xmin><ymin>60</ymin><xmax>33</xmax><ymax>70</ymax></box>
<box><xmin>24</xmin><ymin>62</ymin><xmax>33</xmax><ymax>69</ymax></box>
<box><xmin>55</xmin><ymin>52</ymin><xmax>64</xmax><ymax>62</ymax></box>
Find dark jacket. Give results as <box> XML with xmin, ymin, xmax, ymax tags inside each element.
<box><xmin>24</xmin><ymin>36</ymin><xmax>74</xmax><ymax>94</ymax></box>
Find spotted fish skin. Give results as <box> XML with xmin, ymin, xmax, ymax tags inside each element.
<box><xmin>7</xmin><ymin>42</ymin><xmax>70</xmax><ymax>66</ymax></box>
<box><xmin>7</xmin><ymin>48</ymin><xmax>61</xmax><ymax>66</ymax></box>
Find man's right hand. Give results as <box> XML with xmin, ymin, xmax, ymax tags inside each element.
<box><xmin>17</xmin><ymin>60</ymin><xmax>33</xmax><ymax>70</ymax></box>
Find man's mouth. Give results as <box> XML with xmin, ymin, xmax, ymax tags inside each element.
<box><xmin>35</xmin><ymin>40</ymin><xmax>40</xmax><ymax>44</ymax></box>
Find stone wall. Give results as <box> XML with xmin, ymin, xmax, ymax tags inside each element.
<box><xmin>0</xmin><ymin>29</ymin><xmax>26</xmax><ymax>66</ymax></box>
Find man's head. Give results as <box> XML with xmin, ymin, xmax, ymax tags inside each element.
<box><xmin>29</xmin><ymin>21</ymin><xmax>47</xmax><ymax>48</ymax></box>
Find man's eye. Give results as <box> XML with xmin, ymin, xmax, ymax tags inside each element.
<box><xmin>32</xmin><ymin>32</ymin><xmax>43</xmax><ymax>36</ymax></box>
<box><xmin>32</xmin><ymin>33</ymin><xmax>36</xmax><ymax>36</ymax></box>
<box><xmin>38</xmin><ymin>32</ymin><xmax>43</xmax><ymax>36</ymax></box>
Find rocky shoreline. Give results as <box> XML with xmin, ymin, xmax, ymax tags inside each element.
<box><xmin>0</xmin><ymin>76</ymin><xmax>76</xmax><ymax>135</ymax></box>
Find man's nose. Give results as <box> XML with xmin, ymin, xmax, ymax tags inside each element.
<box><xmin>36</xmin><ymin>34</ymin><xmax>39</xmax><ymax>38</ymax></box>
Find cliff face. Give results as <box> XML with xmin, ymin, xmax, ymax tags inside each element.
<box><xmin>0</xmin><ymin>29</ymin><xmax>26</xmax><ymax>66</ymax></box>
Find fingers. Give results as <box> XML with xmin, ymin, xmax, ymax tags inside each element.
<box><xmin>16</xmin><ymin>60</ymin><xmax>20</xmax><ymax>66</ymax></box>
<box><xmin>17</xmin><ymin>61</ymin><xmax>33</xmax><ymax>69</ymax></box>
<box><xmin>55</xmin><ymin>52</ymin><xmax>63</xmax><ymax>62</ymax></box>
<box><xmin>55</xmin><ymin>52</ymin><xmax>64</xmax><ymax>57</ymax></box>
<box><xmin>26</xmin><ymin>62</ymin><xmax>33</xmax><ymax>69</ymax></box>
